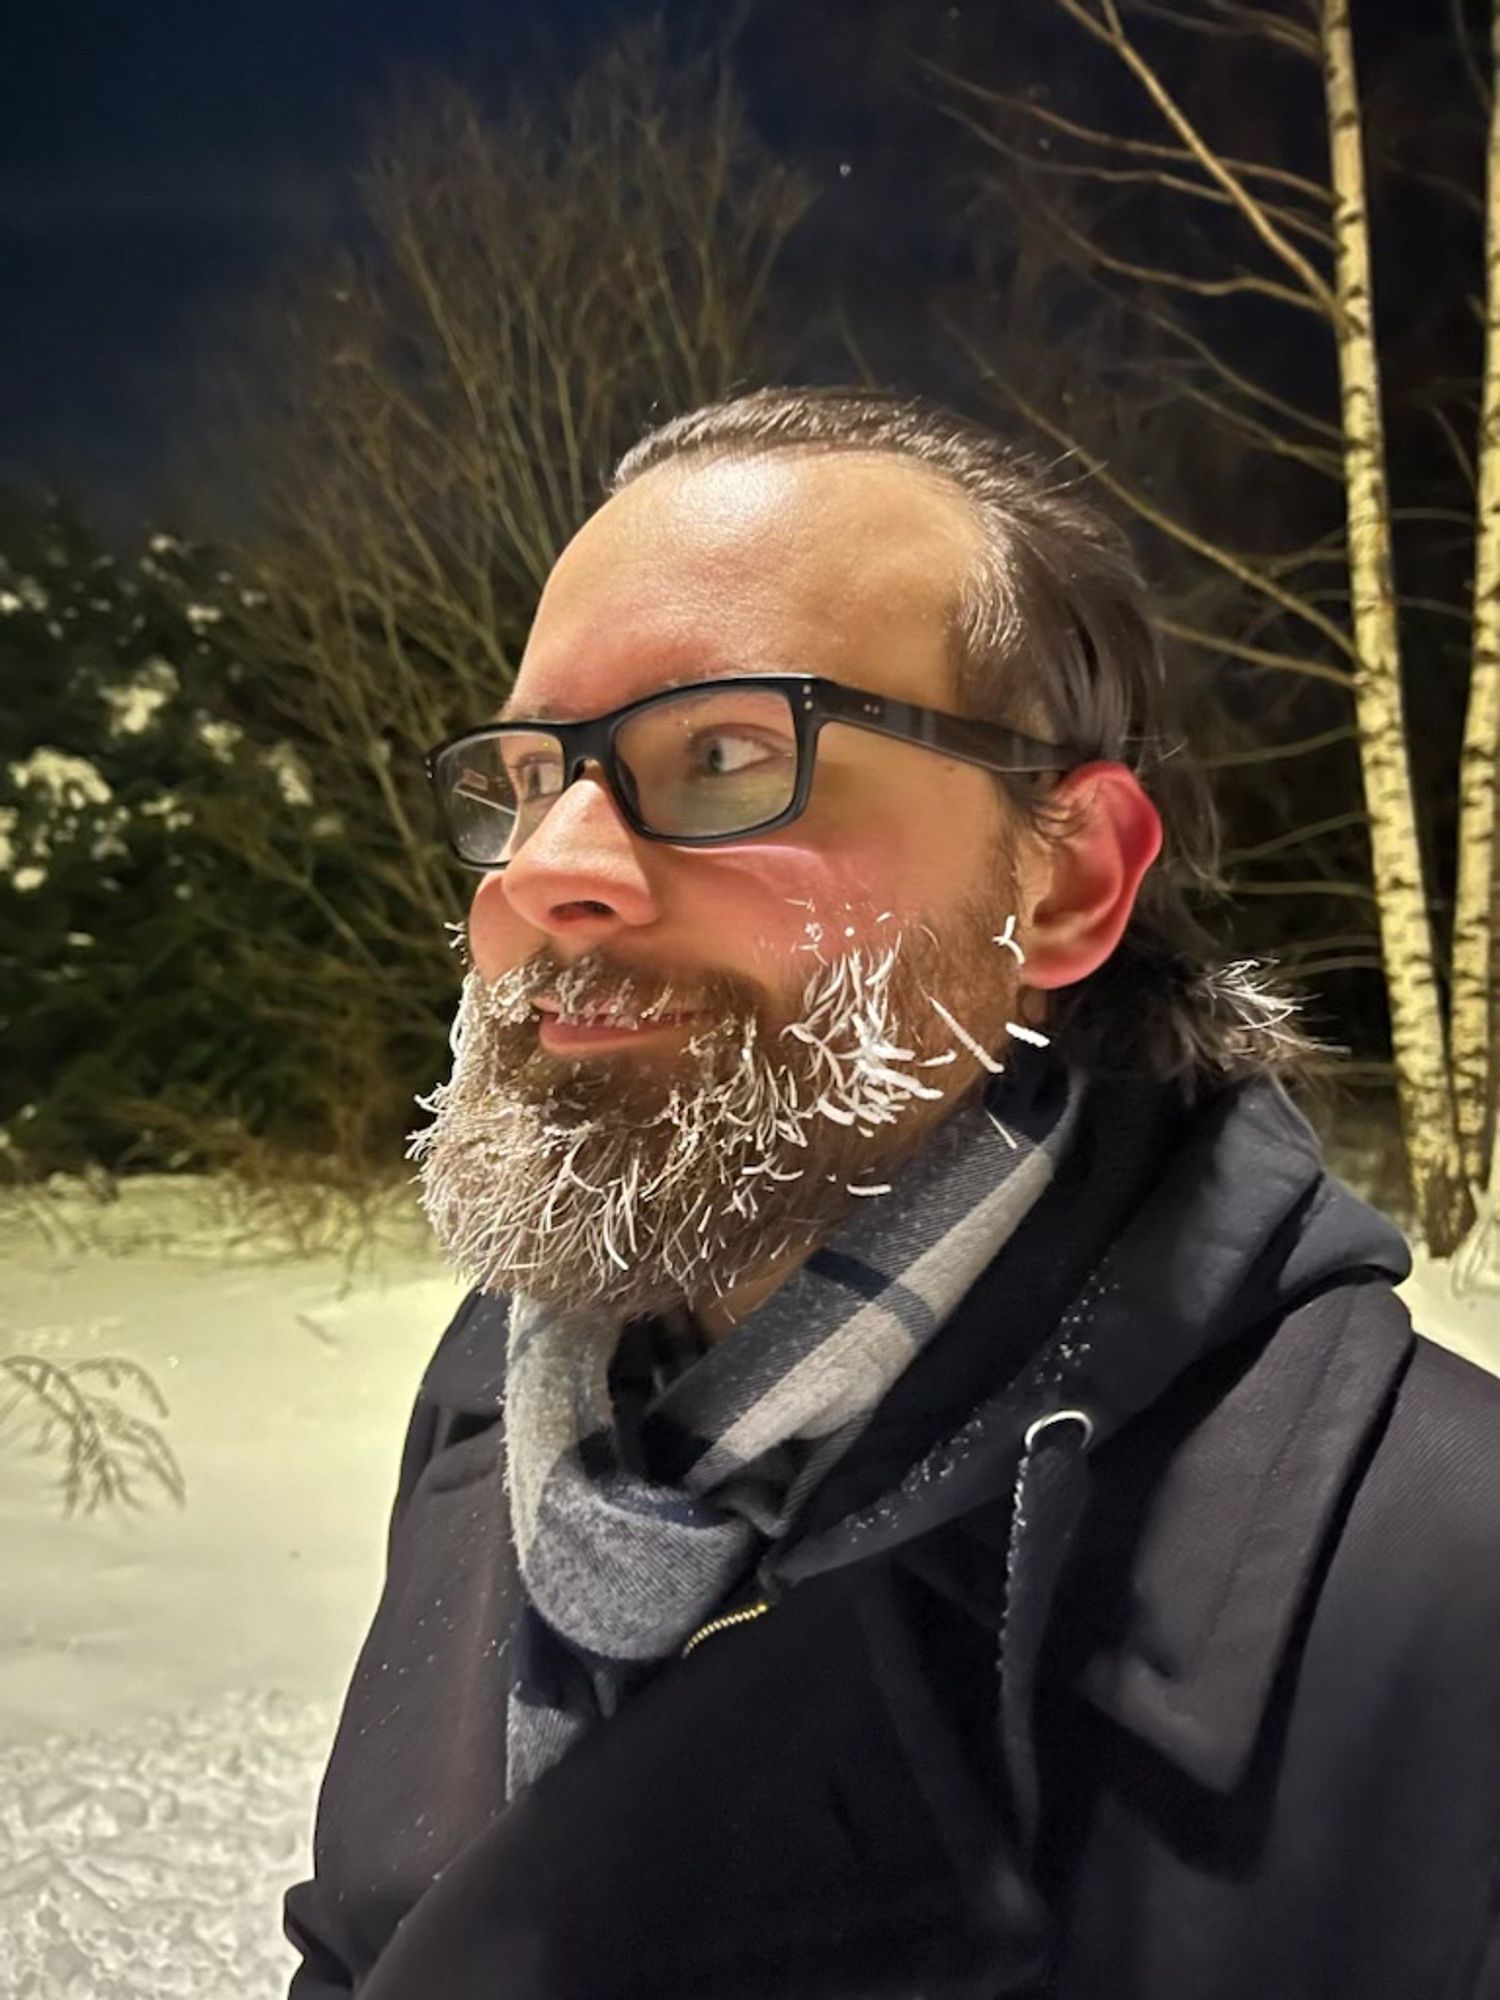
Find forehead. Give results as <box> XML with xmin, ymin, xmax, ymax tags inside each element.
<box><xmin>502</xmin><ymin>452</ymin><xmax>979</xmax><ymax>722</ymax></box>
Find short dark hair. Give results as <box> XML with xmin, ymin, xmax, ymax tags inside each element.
<box><xmin>613</xmin><ymin>385</ymin><xmax>1329</xmax><ymax>1101</ymax></box>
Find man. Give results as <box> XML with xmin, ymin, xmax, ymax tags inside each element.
<box><xmin>284</xmin><ymin>389</ymin><xmax>1500</xmax><ymax>1999</ymax></box>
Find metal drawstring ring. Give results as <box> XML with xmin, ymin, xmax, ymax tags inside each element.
<box><xmin>1023</xmin><ymin>1408</ymin><xmax>1095</xmax><ymax>1454</ymax></box>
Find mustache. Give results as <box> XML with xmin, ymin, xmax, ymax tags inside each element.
<box><xmin>410</xmin><ymin>931</ymin><xmax>951</xmax><ymax>1312</ymax></box>
<box><xmin>483</xmin><ymin>947</ymin><xmax>763</xmax><ymax>1027</ymax></box>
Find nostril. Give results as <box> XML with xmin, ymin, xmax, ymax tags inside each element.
<box><xmin>557</xmin><ymin>899</ymin><xmax>615</xmax><ymax>920</ymax></box>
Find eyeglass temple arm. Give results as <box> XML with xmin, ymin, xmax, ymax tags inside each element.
<box><xmin>813</xmin><ymin>682</ymin><xmax>1084</xmax><ymax>774</ymax></box>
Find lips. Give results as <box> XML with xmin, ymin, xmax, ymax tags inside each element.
<box><xmin>535</xmin><ymin>997</ymin><xmax>701</xmax><ymax>1028</ymax></box>
<box><xmin>537</xmin><ymin>1016</ymin><xmax>705</xmax><ymax>1057</ymax></box>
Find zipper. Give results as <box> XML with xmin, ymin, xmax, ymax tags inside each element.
<box><xmin>681</xmin><ymin>1596</ymin><xmax>772</xmax><ymax>1657</ymax></box>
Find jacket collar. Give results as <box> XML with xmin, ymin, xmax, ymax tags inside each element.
<box><xmin>772</xmin><ymin>1074</ymin><xmax>1413</xmax><ymax>1800</ymax></box>
<box><xmin>418</xmin><ymin>1084</ymin><xmax>1417</xmax><ymax>1798</ymax></box>
<box><xmin>1053</xmin><ymin>1271</ymin><xmax>1414</xmax><ymax>1792</ymax></box>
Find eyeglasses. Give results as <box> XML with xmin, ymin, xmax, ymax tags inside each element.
<box><xmin>423</xmin><ymin>674</ymin><xmax>1089</xmax><ymax>871</ymax></box>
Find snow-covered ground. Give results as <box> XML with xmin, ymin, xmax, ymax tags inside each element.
<box><xmin>0</xmin><ymin>1179</ymin><xmax>465</xmax><ymax>1999</ymax></box>
<box><xmin>0</xmin><ymin>1173</ymin><xmax>1496</xmax><ymax>1999</ymax></box>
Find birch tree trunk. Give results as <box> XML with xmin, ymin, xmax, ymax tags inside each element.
<box><xmin>1452</xmin><ymin>0</ymin><xmax>1500</xmax><ymax>1200</ymax></box>
<box><xmin>1321</xmin><ymin>0</ymin><xmax>1476</xmax><ymax>1253</ymax></box>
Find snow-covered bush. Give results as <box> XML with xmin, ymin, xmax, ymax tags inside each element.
<box><xmin>2</xmin><ymin>39</ymin><xmax>807</xmax><ymax>1185</ymax></box>
<box><xmin>0</xmin><ymin>490</ymin><xmax>422</xmax><ymax>1177</ymax></box>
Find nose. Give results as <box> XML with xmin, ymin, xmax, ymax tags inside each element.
<box><xmin>495</xmin><ymin>772</ymin><xmax>660</xmax><ymax>944</ymax></box>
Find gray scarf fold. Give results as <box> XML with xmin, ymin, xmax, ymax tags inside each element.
<box><xmin>502</xmin><ymin>1061</ymin><xmax>1088</xmax><ymax>1799</ymax></box>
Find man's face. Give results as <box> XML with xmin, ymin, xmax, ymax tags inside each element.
<box><xmin>411</xmin><ymin>453</ymin><xmax>1048</xmax><ymax>1314</ymax></box>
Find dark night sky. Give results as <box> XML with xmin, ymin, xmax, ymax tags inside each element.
<box><xmin>0</xmin><ymin>0</ymin><xmax>1453</xmax><ymax>544</ymax></box>
<box><xmin>0</xmin><ymin>0</ymin><xmax>645</xmax><ymax>540</ymax></box>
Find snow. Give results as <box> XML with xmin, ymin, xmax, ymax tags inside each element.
<box><xmin>265</xmin><ymin>743</ymin><xmax>313</xmax><ymax>809</ymax></box>
<box><xmin>1</xmin><ymin>1692</ymin><xmax>344</xmax><ymax>1999</ymax></box>
<box><xmin>0</xmin><ymin>1173</ymin><xmax>1495</xmax><ymax>1998</ymax></box>
<box><xmin>1399</xmin><ymin>1239</ymin><xmax>1500</xmax><ymax>1378</ymax></box>
<box><xmin>8</xmin><ymin>578</ymin><xmax>51</xmax><ymax>615</ymax></box>
<box><xmin>7</xmin><ymin>750</ymin><xmax>113</xmax><ymax>809</ymax></box>
<box><xmin>138</xmin><ymin>793</ymin><xmax>194</xmax><ymax>832</ymax></box>
<box><xmin>101</xmin><ymin>661</ymin><xmax>178</xmax><ymax>739</ymax></box>
<box><xmin>195</xmin><ymin>719</ymin><xmax>243</xmax><ymax>763</ymax></box>
<box><xmin>1</xmin><ymin>1179</ymin><xmax>465</xmax><ymax>1998</ymax></box>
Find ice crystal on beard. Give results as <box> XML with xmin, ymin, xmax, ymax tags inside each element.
<box><xmin>993</xmin><ymin>914</ymin><xmax>1025</xmax><ymax>965</ymax></box>
<box><xmin>986</xmin><ymin>1107</ymin><xmax>1019</xmax><ymax>1151</ymax></box>
<box><xmin>925</xmin><ymin>993</ymin><xmax>1006</xmax><ymax>1076</ymax></box>
<box><xmin>406</xmin><ymin>928</ymin><xmax>956</xmax><ymax>1304</ymax></box>
<box><xmin>406</xmin><ymin>940</ymin><xmax>952</xmax><ymax>1314</ymax></box>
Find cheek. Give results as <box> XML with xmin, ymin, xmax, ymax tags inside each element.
<box><xmin>684</xmin><ymin>827</ymin><xmax>954</xmax><ymax>965</ymax></box>
<box><xmin>467</xmin><ymin>873</ymin><xmax>531</xmax><ymax>979</ymax></box>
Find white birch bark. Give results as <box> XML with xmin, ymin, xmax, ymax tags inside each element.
<box><xmin>1321</xmin><ymin>0</ymin><xmax>1476</xmax><ymax>1253</ymax></box>
<box><xmin>1452</xmin><ymin>0</ymin><xmax>1500</xmax><ymax>1198</ymax></box>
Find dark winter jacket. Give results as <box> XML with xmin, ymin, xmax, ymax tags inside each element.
<box><xmin>284</xmin><ymin>1070</ymin><xmax>1500</xmax><ymax>1999</ymax></box>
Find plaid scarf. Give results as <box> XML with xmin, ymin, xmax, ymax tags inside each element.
<box><xmin>502</xmin><ymin>1056</ymin><xmax>1088</xmax><ymax>1800</ymax></box>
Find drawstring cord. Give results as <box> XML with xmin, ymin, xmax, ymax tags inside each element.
<box><xmin>998</xmin><ymin>1410</ymin><xmax>1095</xmax><ymax>1860</ymax></box>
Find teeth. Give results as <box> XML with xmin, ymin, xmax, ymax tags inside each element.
<box><xmin>537</xmin><ymin>992</ymin><xmax>699</xmax><ymax>1030</ymax></box>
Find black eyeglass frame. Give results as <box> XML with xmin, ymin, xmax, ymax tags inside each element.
<box><xmin>423</xmin><ymin>673</ymin><xmax>1092</xmax><ymax>871</ymax></box>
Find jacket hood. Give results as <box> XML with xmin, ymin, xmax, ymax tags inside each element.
<box><xmin>758</xmin><ymin>1065</ymin><xmax>1415</xmax><ymax>1804</ymax></box>
<box><xmin>764</xmin><ymin>1069</ymin><xmax>1412</xmax><ymax>1589</ymax></box>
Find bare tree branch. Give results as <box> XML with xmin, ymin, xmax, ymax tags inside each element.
<box><xmin>1221</xmin><ymin>809</ymin><xmax>1370</xmax><ymax>863</ymax></box>
<box><xmin>1227</xmin><ymin>879</ymin><xmax>1379</xmax><ymax>900</ymax></box>
<box><xmin>946</xmin><ymin>328</ymin><xmax>1360</xmax><ymax>660</ymax></box>
<box><xmin>1125</xmin><ymin>0</ymin><xmax>1322</xmax><ymax>61</ymax></box>
<box><xmin>1453</xmin><ymin>0</ymin><xmax>1493</xmax><ymax>116</ymax></box>
<box><xmin>1027</xmin><ymin>189</ymin><xmax>1330</xmax><ymax>314</ymax></box>
<box><xmin>1169</xmin><ymin>379</ymin><xmax>1344</xmax><ymax>474</ymax></box>
<box><xmin>1201</xmin><ymin>725</ymin><xmax>1359</xmax><ymax>765</ymax></box>
<box><xmin>1276</xmin><ymin>929</ymin><xmax>1383</xmax><ymax>954</ymax></box>
<box><xmin>1286</xmin><ymin>954</ymin><xmax>1384</xmax><ymax>975</ymax></box>
<box><xmin>193</xmin><ymin>28</ymin><xmax>810</xmax><ymax>1166</ymax></box>
<box><xmin>923</xmin><ymin>66</ymin><xmax>1336</xmax><ymax>206</ymax></box>
<box><xmin>1079</xmin><ymin>277</ymin><xmax>1343</xmax><ymax>439</ymax></box>
<box><xmin>948</xmin><ymin>105</ymin><xmax>1334</xmax><ymax>250</ymax></box>
<box><xmin>1157</xmin><ymin>617</ymin><xmax>1355</xmax><ymax>685</ymax></box>
<box><xmin>1430</xmin><ymin>401</ymin><xmax>1480</xmax><ymax>493</ymax></box>
<box><xmin>1043</xmin><ymin>0</ymin><xmax>1337</xmax><ymax>316</ymax></box>
<box><xmin>1405</xmin><ymin>165</ymin><xmax>1488</xmax><ymax>223</ymax></box>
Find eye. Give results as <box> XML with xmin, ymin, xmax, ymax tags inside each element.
<box><xmin>692</xmin><ymin>730</ymin><xmax>785</xmax><ymax>777</ymax></box>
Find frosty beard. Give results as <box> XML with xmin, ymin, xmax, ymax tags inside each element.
<box><xmin>407</xmin><ymin>906</ymin><xmax>1024</xmax><ymax>1318</ymax></box>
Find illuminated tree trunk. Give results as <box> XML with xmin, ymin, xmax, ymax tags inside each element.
<box><xmin>1321</xmin><ymin>0</ymin><xmax>1476</xmax><ymax>1252</ymax></box>
<box><xmin>1453</xmin><ymin>0</ymin><xmax>1500</xmax><ymax>1200</ymax></box>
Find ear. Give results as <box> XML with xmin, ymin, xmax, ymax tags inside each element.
<box><xmin>1017</xmin><ymin>762</ymin><xmax>1163</xmax><ymax>993</ymax></box>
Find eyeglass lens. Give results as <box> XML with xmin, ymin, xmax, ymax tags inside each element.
<box><xmin>437</xmin><ymin>683</ymin><xmax>802</xmax><ymax>863</ymax></box>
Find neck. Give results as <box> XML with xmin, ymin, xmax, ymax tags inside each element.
<box><xmin>690</xmin><ymin>1242</ymin><xmax>819</xmax><ymax>1342</ymax></box>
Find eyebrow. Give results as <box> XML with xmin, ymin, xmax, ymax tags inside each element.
<box><xmin>492</xmin><ymin>665</ymin><xmax>773</xmax><ymax>726</ymax></box>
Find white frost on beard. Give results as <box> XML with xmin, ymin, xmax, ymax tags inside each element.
<box><xmin>405</xmin><ymin>940</ymin><xmax>953</xmax><ymax>1313</ymax></box>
